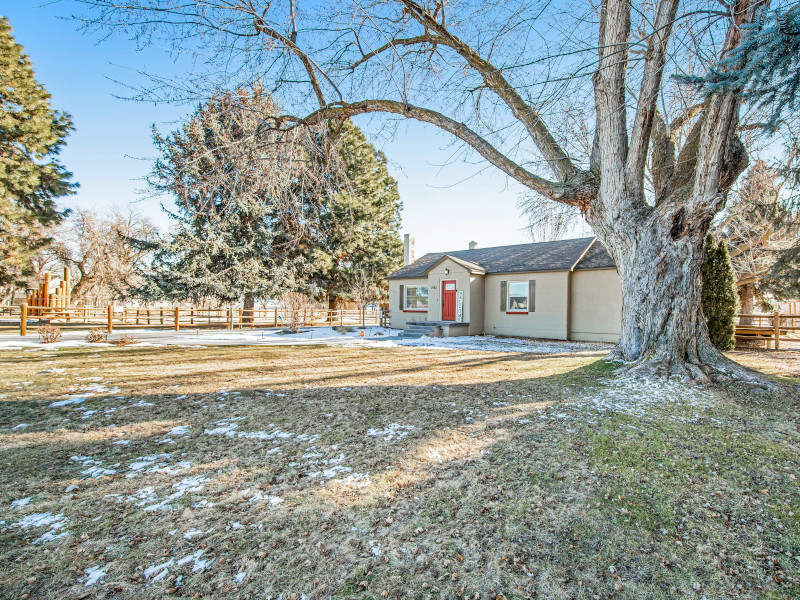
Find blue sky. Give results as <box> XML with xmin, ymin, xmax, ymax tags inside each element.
<box><xmin>4</xmin><ymin>2</ymin><xmax>590</xmax><ymax>257</ymax></box>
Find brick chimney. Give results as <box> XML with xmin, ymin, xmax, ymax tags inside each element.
<box><xmin>403</xmin><ymin>234</ymin><xmax>416</xmax><ymax>266</ymax></box>
<box><xmin>468</xmin><ymin>241</ymin><xmax>478</xmax><ymax>250</ymax></box>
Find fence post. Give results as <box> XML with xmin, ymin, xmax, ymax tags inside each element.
<box><xmin>228</xmin><ymin>307</ymin><xmax>234</xmax><ymax>330</ymax></box>
<box><xmin>107</xmin><ymin>305</ymin><xmax>114</xmax><ymax>334</ymax></box>
<box><xmin>774</xmin><ymin>311</ymin><xmax>780</xmax><ymax>351</ymax></box>
<box><xmin>20</xmin><ymin>303</ymin><xmax>27</xmax><ymax>336</ymax></box>
<box><xmin>175</xmin><ymin>307</ymin><xmax>180</xmax><ymax>331</ymax></box>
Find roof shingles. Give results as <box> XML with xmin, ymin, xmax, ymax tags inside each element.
<box><xmin>387</xmin><ymin>237</ymin><xmax>615</xmax><ymax>279</ymax></box>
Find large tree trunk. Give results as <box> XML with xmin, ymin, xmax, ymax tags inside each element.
<box><xmin>243</xmin><ymin>292</ymin><xmax>255</xmax><ymax>324</ymax></box>
<box><xmin>590</xmin><ymin>204</ymin><xmax>743</xmax><ymax>383</ymax></box>
<box><xmin>738</xmin><ymin>283</ymin><xmax>754</xmax><ymax>326</ymax></box>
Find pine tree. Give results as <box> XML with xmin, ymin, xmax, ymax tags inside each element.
<box><xmin>701</xmin><ymin>236</ymin><xmax>738</xmax><ymax>351</ymax></box>
<box><xmin>764</xmin><ymin>241</ymin><xmax>800</xmax><ymax>301</ymax></box>
<box><xmin>129</xmin><ymin>83</ymin><xmax>334</xmax><ymax>305</ymax></box>
<box><xmin>714</xmin><ymin>160</ymin><xmax>799</xmax><ymax>315</ymax></box>
<box><xmin>0</xmin><ymin>17</ymin><xmax>75</xmax><ymax>292</ymax></box>
<box><xmin>316</xmin><ymin>121</ymin><xmax>403</xmax><ymax>308</ymax></box>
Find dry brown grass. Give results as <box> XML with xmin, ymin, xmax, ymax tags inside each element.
<box><xmin>0</xmin><ymin>344</ymin><xmax>798</xmax><ymax>600</ymax></box>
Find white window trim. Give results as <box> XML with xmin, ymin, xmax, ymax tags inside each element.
<box><xmin>506</xmin><ymin>281</ymin><xmax>529</xmax><ymax>313</ymax></box>
<box><xmin>404</xmin><ymin>284</ymin><xmax>429</xmax><ymax>311</ymax></box>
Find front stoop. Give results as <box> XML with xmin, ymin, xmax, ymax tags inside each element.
<box><xmin>404</xmin><ymin>321</ymin><xmax>470</xmax><ymax>338</ymax></box>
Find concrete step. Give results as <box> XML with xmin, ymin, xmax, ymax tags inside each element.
<box><xmin>404</xmin><ymin>324</ymin><xmax>437</xmax><ymax>339</ymax></box>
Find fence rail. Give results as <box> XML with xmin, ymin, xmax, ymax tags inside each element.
<box><xmin>735</xmin><ymin>313</ymin><xmax>800</xmax><ymax>350</ymax></box>
<box><xmin>5</xmin><ymin>304</ymin><xmax>386</xmax><ymax>336</ymax></box>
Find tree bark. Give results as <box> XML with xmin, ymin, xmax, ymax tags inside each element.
<box><xmin>589</xmin><ymin>200</ymin><xmax>751</xmax><ymax>383</ymax></box>
<box><xmin>738</xmin><ymin>283</ymin><xmax>754</xmax><ymax>326</ymax></box>
<box><xmin>243</xmin><ymin>292</ymin><xmax>255</xmax><ymax>324</ymax></box>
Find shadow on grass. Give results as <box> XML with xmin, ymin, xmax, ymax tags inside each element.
<box><xmin>0</xmin><ymin>347</ymin><xmax>797</xmax><ymax>599</ymax></box>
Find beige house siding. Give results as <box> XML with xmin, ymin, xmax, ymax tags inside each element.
<box><xmin>569</xmin><ymin>268</ymin><xmax>622</xmax><ymax>342</ymax></box>
<box><xmin>468</xmin><ymin>275</ymin><xmax>485</xmax><ymax>335</ymax></box>
<box><xmin>483</xmin><ymin>272</ymin><xmax>569</xmax><ymax>339</ymax></box>
<box><xmin>388</xmin><ymin>278</ymin><xmax>428</xmax><ymax>329</ymax></box>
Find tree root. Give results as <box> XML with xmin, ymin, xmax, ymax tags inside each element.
<box><xmin>607</xmin><ymin>348</ymin><xmax>780</xmax><ymax>391</ymax></box>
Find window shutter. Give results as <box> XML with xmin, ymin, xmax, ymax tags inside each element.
<box><xmin>500</xmin><ymin>281</ymin><xmax>507</xmax><ymax>311</ymax></box>
<box><xmin>399</xmin><ymin>285</ymin><xmax>404</xmax><ymax>310</ymax></box>
<box><xmin>529</xmin><ymin>280</ymin><xmax>536</xmax><ymax>312</ymax></box>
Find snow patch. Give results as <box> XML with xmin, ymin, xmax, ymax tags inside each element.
<box><xmin>82</xmin><ymin>565</ymin><xmax>106</xmax><ymax>586</ymax></box>
<box><xmin>13</xmin><ymin>512</ymin><xmax>70</xmax><ymax>544</ymax></box>
<box><xmin>49</xmin><ymin>396</ymin><xmax>86</xmax><ymax>407</ymax></box>
<box><xmin>366</xmin><ymin>423</ymin><xmax>415</xmax><ymax>441</ymax></box>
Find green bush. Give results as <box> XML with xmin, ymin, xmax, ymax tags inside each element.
<box><xmin>701</xmin><ymin>235</ymin><xmax>738</xmax><ymax>350</ymax></box>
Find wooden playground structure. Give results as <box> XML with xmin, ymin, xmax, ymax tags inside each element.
<box><xmin>26</xmin><ymin>268</ymin><xmax>73</xmax><ymax>314</ymax></box>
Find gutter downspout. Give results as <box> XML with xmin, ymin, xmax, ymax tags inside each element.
<box><xmin>565</xmin><ymin>238</ymin><xmax>597</xmax><ymax>341</ymax></box>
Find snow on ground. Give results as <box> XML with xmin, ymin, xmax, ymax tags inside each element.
<box><xmin>0</xmin><ymin>326</ymin><xmax>398</xmax><ymax>350</ymax></box>
<box><xmin>10</xmin><ymin>497</ymin><xmax>31</xmax><ymax>509</ymax></box>
<box><xmin>82</xmin><ymin>565</ymin><xmax>107</xmax><ymax>586</ymax></box>
<box><xmin>513</xmin><ymin>374</ymin><xmax>722</xmax><ymax>430</ymax></box>
<box><xmin>0</xmin><ymin>326</ymin><xmax>611</xmax><ymax>354</ymax></box>
<box><xmin>366</xmin><ymin>423</ymin><xmax>415</xmax><ymax>441</ymax></box>
<box><xmin>12</xmin><ymin>512</ymin><xmax>70</xmax><ymax>544</ymax></box>
<box><xmin>399</xmin><ymin>335</ymin><xmax>612</xmax><ymax>353</ymax></box>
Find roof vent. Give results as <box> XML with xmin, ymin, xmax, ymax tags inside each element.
<box><xmin>468</xmin><ymin>241</ymin><xmax>478</xmax><ymax>250</ymax></box>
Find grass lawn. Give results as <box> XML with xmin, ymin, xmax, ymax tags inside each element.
<box><xmin>0</xmin><ymin>343</ymin><xmax>798</xmax><ymax>599</ymax></box>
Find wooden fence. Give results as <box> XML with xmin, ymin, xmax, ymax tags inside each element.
<box><xmin>735</xmin><ymin>313</ymin><xmax>800</xmax><ymax>350</ymax></box>
<box><xmin>7</xmin><ymin>304</ymin><xmax>385</xmax><ymax>336</ymax></box>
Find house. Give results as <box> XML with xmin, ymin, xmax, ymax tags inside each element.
<box><xmin>387</xmin><ymin>235</ymin><xmax>622</xmax><ymax>342</ymax></box>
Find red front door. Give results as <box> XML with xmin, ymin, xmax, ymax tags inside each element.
<box><xmin>442</xmin><ymin>280</ymin><xmax>457</xmax><ymax>321</ymax></box>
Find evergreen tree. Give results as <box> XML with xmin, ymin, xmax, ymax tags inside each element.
<box><xmin>764</xmin><ymin>241</ymin><xmax>800</xmax><ymax>301</ymax></box>
<box><xmin>316</xmin><ymin>121</ymin><xmax>403</xmax><ymax>308</ymax></box>
<box><xmin>129</xmin><ymin>83</ymin><xmax>335</xmax><ymax>306</ymax></box>
<box><xmin>714</xmin><ymin>160</ymin><xmax>799</xmax><ymax>315</ymax></box>
<box><xmin>0</xmin><ymin>17</ymin><xmax>75</xmax><ymax>292</ymax></box>
<box><xmin>701</xmin><ymin>236</ymin><xmax>738</xmax><ymax>351</ymax></box>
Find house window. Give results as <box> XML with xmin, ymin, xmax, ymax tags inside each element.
<box><xmin>404</xmin><ymin>285</ymin><xmax>429</xmax><ymax>310</ymax></box>
<box><xmin>507</xmin><ymin>281</ymin><xmax>529</xmax><ymax>313</ymax></box>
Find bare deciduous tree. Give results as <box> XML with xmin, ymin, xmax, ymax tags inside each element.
<box><xmin>77</xmin><ymin>0</ymin><xmax>768</xmax><ymax>381</ymax></box>
<box><xmin>49</xmin><ymin>208</ymin><xmax>159</xmax><ymax>305</ymax></box>
<box><xmin>348</xmin><ymin>266</ymin><xmax>381</xmax><ymax>327</ymax></box>
<box><xmin>280</xmin><ymin>291</ymin><xmax>312</xmax><ymax>333</ymax></box>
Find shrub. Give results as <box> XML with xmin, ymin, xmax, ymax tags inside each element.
<box><xmin>111</xmin><ymin>334</ymin><xmax>137</xmax><ymax>346</ymax></box>
<box><xmin>37</xmin><ymin>325</ymin><xmax>62</xmax><ymax>344</ymax></box>
<box><xmin>280</xmin><ymin>292</ymin><xmax>312</xmax><ymax>333</ymax></box>
<box><xmin>85</xmin><ymin>328</ymin><xmax>108</xmax><ymax>343</ymax></box>
<box><xmin>701</xmin><ymin>235</ymin><xmax>738</xmax><ymax>350</ymax></box>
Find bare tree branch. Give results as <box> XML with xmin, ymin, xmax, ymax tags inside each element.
<box><xmin>396</xmin><ymin>0</ymin><xmax>578</xmax><ymax>182</ymax></box>
<box><xmin>282</xmin><ymin>99</ymin><xmax>583</xmax><ymax>203</ymax></box>
<box><xmin>626</xmin><ymin>0</ymin><xmax>680</xmax><ymax>197</ymax></box>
